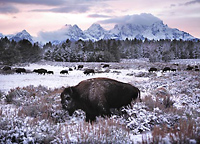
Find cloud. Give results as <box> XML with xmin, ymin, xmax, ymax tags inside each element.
<box><xmin>52</xmin><ymin>5</ymin><xmax>90</xmax><ymax>13</ymax></box>
<box><xmin>32</xmin><ymin>5</ymin><xmax>90</xmax><ymax>14</ymax></box>
<box><xmin>169</xmin><ymin>0</ymin><xmax>200</xmax><ymax>8</ymax></box>
<box><xmin>0</xmin><ymin>0</ymin><xmax>66</xmax><ymax>6</ymax></box>
<box><xmin>38</xmin><ymin>30</ymin><xmax>65</xmax><ymax>42</ymax></box>
<box><xmin>184</xmin><ymin>0</ymin><xmax>200</xmax><ymax>5</ymax></box>
<box><xmin>0</xmin><ymin>0</ymin><xmax>113</xmax><ymax>14</ymax></box>
<box><xmin>98</xmin><ymin>13</ymin><xmax>162</xmax><ymax>26</ymax></box>
<box><xmin>88</xmin><ymin>14</ymin><xmax>112</xmax><ymax>18</ymax></box>
<box><xmin>37</xmin><ymin>24</ymin><xmax>77</xmax><ymax>42</ymax></box>
<box><xmin>0</xmin><ymin>5</ymin><xmax>19</xmax><ymax>13</ymax></box>
<box><xmin>33</xmin><ymin>4</ymin><xmax>91</xmax><ymax>13</ymax></box>
<box><xmin>170</xmin><ymin>4</ymin><xmax>176</xmax><ymax>8</ymax></box>
<box><xmin>0</xmin><ymin>0</ymin><xmax>110</xmax><ymax>6</ymax></box>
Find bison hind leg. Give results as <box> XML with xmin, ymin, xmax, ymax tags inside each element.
<box><xmin>86</xmin><ymin>113</ymin><xmax>96</xmax><ymax>123</ymax></box>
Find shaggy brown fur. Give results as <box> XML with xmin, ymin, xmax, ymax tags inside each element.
<box><xmin>61</xmin><ymin>77</ymin><xmax>141</xmax><ymax>122</ymax></box>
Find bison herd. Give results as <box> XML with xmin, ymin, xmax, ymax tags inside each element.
<box><xmin>0</xmin><ymin>64</ymin><xmax>112</xmax><ymax>76</ymax></box>
<box><xmin>1</xmin><ymin>63</ymin><xmax>200</xmax><ymax>76</ymax></box>
<box><xmin>148</xmin><ymin>64</ymin><xmax>199</xmax><ymax>73</ymax></box>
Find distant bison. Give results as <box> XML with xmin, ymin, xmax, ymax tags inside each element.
<box><xmin>47</xmin><ymin>71</ymin><xmax>54</xmax><ymax>74</ymax></box>
<box><xmin>186</xmin><ymin>65</ymin><xmax>193</xmax><ymax>71</ymax></box>
<box><xmin>78</xmin><ymin>65</ymin><xmax>84</xmax><ymax>70</ymax></box>
<box><xmin>16</xmin><ymin>68</ymin><xmax>26</xmax><ymax>74</ymax></box>
<box><xmin>83</xmin><ymin>69</ymin><xmax>95</xmax><ymax>75</ymax></box>
<box><xmin>162</xmin><ymin>67</ymin><xmax>171</xmax><ymax>72</ymax></box>
<box><xmin>68</xmin><ymin>68</ymin><xmax>73</xmax><ymax>71</ymax></box>
<box><xmin>102</xmin><ymin>64</ymin><xmax>110</xmax><ymax>68</ymax></box>
<box><xmin>2</xmin><ymin>66</ymin><xmax>11</xmax><ymax>71</ymax></box>
<box><xmin>60</xmin><ymin>70</ymin><xmax>69</xmax><ymax>74</ymax></box>
<box><xmin>33</xmin><ymin>68</ymin><xmax>47</xmax><ymax>75</ymax></box>
<box><xmin>61</xmin><ymin>78</ymin><xmax>141</xmax><ymax>122</ymax></box>
<box><xmin>171</xmin><ymin>69</ymin><xmax>176</xmax><ymax>72</ymax></box>
<box><xmin>148</xmin><ymin>67</ymin><xmax>157</xmax><ymax>72</ymax></box>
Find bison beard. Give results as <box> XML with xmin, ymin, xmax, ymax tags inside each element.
<box><xmin>61</xmin><ymin>78</ymin><xmax>141</xmax><ymax>122</ymax></box>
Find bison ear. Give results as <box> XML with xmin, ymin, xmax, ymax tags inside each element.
<box><xmin>69</xmin><ymin>87</ymin><xmax>73</xmax><ymax>95</ymax></box>
<box><xmin>63</xmin><ymin>87</ymin><xmax>73</xmax><ymax>95</ymax></box>
<box><xmin>69</xmin><ymin>86</ymin><xmax>79</xmax><ymax>99</ymax></box>
<box><xmin>63</xmin><ymin>86</ymin><xmax>77</xmax><ymax>98</ymax></box>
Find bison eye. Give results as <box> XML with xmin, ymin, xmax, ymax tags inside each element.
<box><xmin>66</xmin><ymin>96</ymin><xmax>71</xmax><ymax>101</ymax></box>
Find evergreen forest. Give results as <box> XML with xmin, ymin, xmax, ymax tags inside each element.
<box><xmin>0</xmin><ymin>37</ymin><xmax>200</xmax><ymax>65</ymax></box>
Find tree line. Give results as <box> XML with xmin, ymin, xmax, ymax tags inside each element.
<box><xmin>0</xmin><ymin>37</ymin><xmax>200</xmax><ymax>65</ymax></box>
<box><xmin>43</xmin><ymin>38</ymin><xmax>200</xmax><ymax>62</ymax></box>
<box><xmin>0</xmin><ymin>37</ymin><xmax>41</xmax><ymax>65</ymax></box>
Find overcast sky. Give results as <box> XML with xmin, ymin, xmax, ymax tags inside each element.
<box><xmin>0</xmin><ymin>0</ymin><xmax>200</xmax><ymax>38</ymax></box>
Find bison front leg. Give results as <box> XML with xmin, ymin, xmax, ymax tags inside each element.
<box><xmin>86</xmin><ymin>113</ymin><xmax>96</xmax><ymax>123</ymax></box>
<box><xmin>98</xmin><ymin>104</ymin><xmax>111</xmax><ymax>117</ymax></box>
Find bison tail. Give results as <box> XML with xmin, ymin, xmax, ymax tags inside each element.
<box><xmin>138</xmin><ymin>88</ymin><xmax>142</xmax><ymax>102</ymax></box>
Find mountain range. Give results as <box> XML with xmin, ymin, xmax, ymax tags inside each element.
<box><xmin>0</xmin><ymin>14</ymin><xmax>197</xmax><ymax>44</ymax></box>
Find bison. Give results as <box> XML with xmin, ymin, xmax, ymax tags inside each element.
<box><xmin>60</xmin><ymin>70</ymin><xmax>69</xmax><ymax>74</ymax></box>
<box><xmin>102</xmin><ymin>64</ymin><xmax>110</xmax><ymax>68</ymax></box>
<box><xmin>16</xmin><ymin>68</ymin><xmax>26</xmax><ymax>74</ymax></box>
<box><xmin>78</xmin><ymin>65</ymin><xmax>84</xmax><ymax>70</ymax></box>
<box><xmin>148</xmin><ymin>67</ymin><xmax>157</xmax><ymax>72</ymax></box>
<box><xmin>2</xmin><ymin>66</ymin><xmax>11</xmax><ymax>71</ymax></box>
<box><xmin>33</xmin><ymin>68</ymin><xmax>47</xmax><ymax>75</ymax></box>
<box><xmin>60</xmin><ymin>77</ymin><xmax>141</xmax><ymax>122</ymax></box>
<box><xmin>83</xmin><ymin>69</ymin><xmax>95</xmax><ymax>75</ymax></box>
<box><xmin>162</xmin><ymin>67</ymin><xmax>171</xmax><ymax>72</ymax></box>
<box><xmin>68</xmin><ymin>68</ymin><xmax>73</xmax><ymax>71</ymax></box>
<box><xmin>186</xmin><ymin>65</ymin><xmax>193</xmax><ymax>71</ymax></box>
<box><xmin>171</xmin><ymin>68</ymin><xmax>176</xmax><ymax>72</ymax></box>
<box><xmin>47</xmin><ymin>71</ymin><xmax>54</xmax><ymax>74</ymax></box>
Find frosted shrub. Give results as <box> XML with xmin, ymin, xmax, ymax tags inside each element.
<box><xmin>163</xmin><ymin>96</ymin><xmax>174</xmax><ymax>108</ymax></box>
<box><xmin>145</xmin><ymin>119</ymin><xmax>200</xmax><ymax>143</ymax></box>
<box><xmin>1</xmin><ymin>63</ymin><xmax>200</xmax><ymax>143</ymax></box>
<box><xmin>0</xmin><ymin>90</ymin><xmax>4</xmax><ymax>100</ymax></box>
<box><xmin>53</xmin><ymin>118</ymin><xmax>132</xmax><ymax>143</ymax></box>
<box><xmin>5</xmin><ymin>89</ymin><xmax>17</xmax><ymax>104</ymax></box>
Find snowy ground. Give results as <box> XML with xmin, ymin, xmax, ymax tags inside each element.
<box><xmin>0</xmin><ymin>61</ymin><xmax>148</xmax><ymax>93</ymax></box>
<box><xmin>0</xmin><ymin>59</ymin><xmax>199</xmax><ymax>143</ymax></box>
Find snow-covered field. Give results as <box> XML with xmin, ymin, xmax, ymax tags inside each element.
<box><xmin>0</xmin><ymin>61</ymin><xmax>148</xmax><ymax>93</ymax></box>
<box><xmin>0</xmin><ymin>59</ymin><xmax>199</xmax><ymax>143</ymax></box>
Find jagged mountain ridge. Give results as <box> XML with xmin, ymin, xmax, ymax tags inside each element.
<box><xmin>84</xmin><ymin>23</ymin><xmax>108</xmax><ymax>41</ymax></box>
<box><xmin>41</xmin><ymin>20</ymin><xmax>195</xmax><ymax>43</ymax></box>
<box><xmin>1</xmin><ymin>19</ymin><xmax>196</xmax><ymax>43</ymax></box>
<box><xmin>9</xmin><ymin>30</ymin><xmax>34</xmax><ymax>43</ymax></box>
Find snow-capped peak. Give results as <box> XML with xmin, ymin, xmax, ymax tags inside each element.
<box><xmin>84</xmin><ymin>23</ymin><xmax>107</xmax><ymax>41</ymax></box>
<box><xmin>87</xmin><ymin>23</ymin><xmax>105</xmax><ymax>31</ymax></box>
<box><xmin>62</xmin><ymin>24</ymin><xmax>73</xmax><ymax>29</ymax></box>
<box><xmin>0</xmin><ymin>33</ymin><xmax>3</xmax><ymax>38</ymax></box>
<box><xmin>62</xmin><ymin>24</ymin><xmax>82</xmax><ymax>32</ymax></box>
<box><xmin>127</xmin><ymin>13</ymin><xmax>162</xmax><ymax>26</ymax></box>
<box><xmin>10</xmin><ymin>29</ymin><xmax>34</xmax><ymax>43</ymax></box>
<box><xmin>16</xmin><ymin>30</ymin><xmax>32</xmax><ymax>39</ymax></box>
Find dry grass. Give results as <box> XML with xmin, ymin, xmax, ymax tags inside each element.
<box><xmin>143</xmin><ymin>119</ymin><xmax>200</xmax><ymax>143</ymax></box>
<box><xmin>1</xmin><ymin>85</ymin><xmax>134</xmax><ymax>143</ymax></box>
<box><xmin>0</xmin><ymin>72</ymin><xmax>199</xmax><ymax>143</ymax></box>
<box><xmin>53</xmin><ymin>117</ymin><xmax>131</xmax><ymax>143</ymax></box>
<box><xmin>142</xmin><ymin>94</ymin><xmax>174</xmax><ymax>112</ymax></box>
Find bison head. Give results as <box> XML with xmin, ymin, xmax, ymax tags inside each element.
<box><xmin>60</xmin><ymin>87</ymin><xmax>77</xmax><ymax>116</ymax></box>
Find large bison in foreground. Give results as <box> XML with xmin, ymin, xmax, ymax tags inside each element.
<box><xmin>61</xmin><ymin>77</ymin><xmax>141</xmax><ymax>122</ymax></box>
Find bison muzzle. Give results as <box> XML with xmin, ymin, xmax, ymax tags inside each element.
<box><xmin>61</xmin><ymin>77</ymin><xmax>141</xmax><ymax>122</ymax></box>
